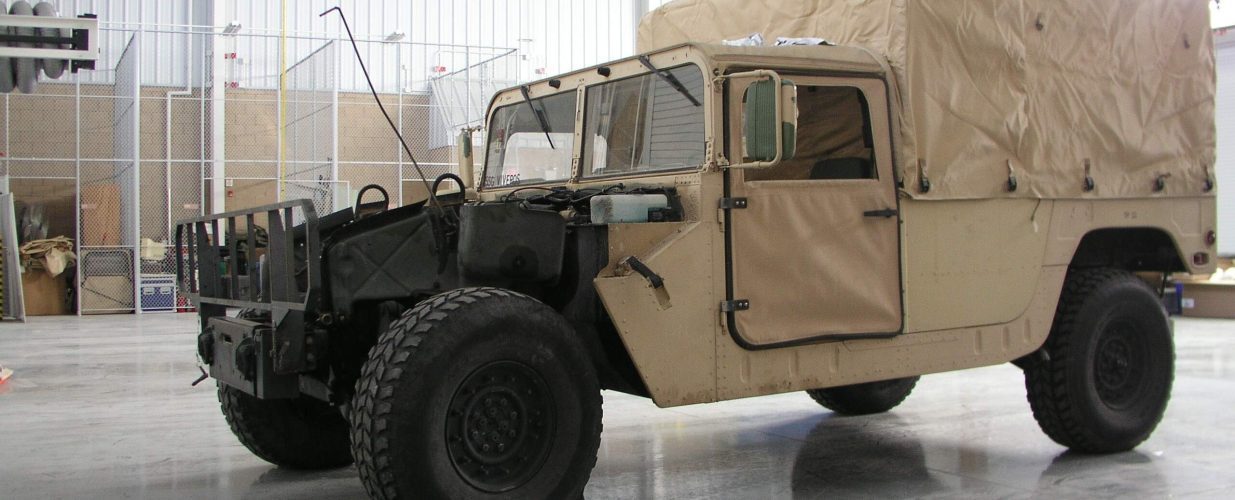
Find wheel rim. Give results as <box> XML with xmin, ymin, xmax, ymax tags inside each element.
<box><xmin>1093</xmin><ymin>319</ymin><xmax>1147</xmax><ymax>409</ymax></box>
<box><xmin>446</xmin><ymin>360</ymin><xmax>555</xmax><ymax>493</ymax></box>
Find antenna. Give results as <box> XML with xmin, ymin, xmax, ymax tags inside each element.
<box><xmin>319</xmin><ymin>7</ymin><xmax>451</xmax><ymax>218</ymax></box>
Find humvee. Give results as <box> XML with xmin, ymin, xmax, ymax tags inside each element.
<box><xmin>179</xmin><ymin>1</ymin><xmax>1217</xmax><ymax>498</ymax></box>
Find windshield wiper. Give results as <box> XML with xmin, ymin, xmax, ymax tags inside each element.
<box><xmin>638</xmin><ymin>55</ymin><xmax>701</xmax><ymax>107</ymax></box>
<box><xmin>519</xmin><ymin>85</ymin><xmax>556</xmax><ymax>150</ymax></box>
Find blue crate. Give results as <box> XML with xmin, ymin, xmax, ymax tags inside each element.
<box><xmin>140</xmin><ymin>274</ymin><xmax>176</xmax><ymax>311</ymax></box>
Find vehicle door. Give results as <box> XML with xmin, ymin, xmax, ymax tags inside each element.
<box><xmin>723</xmin><ymin>75</ymin><xmax>902</xmax><ymax>348</ymax></box>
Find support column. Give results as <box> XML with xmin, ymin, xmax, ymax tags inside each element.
<box><xmin>210</xmin><ymin>0</ymin><xmax>228</xmax><ymax>215</ymax></box>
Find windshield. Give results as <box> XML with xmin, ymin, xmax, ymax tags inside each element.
<box><xmin>583</xmin><ymin>64</ymin><xmax>706</xmax><ymax>178</ymax></box>
<box><xmin>483</xmin><ymin>91</ymin><xmax>577</xmax><ymax>188</ymax></box>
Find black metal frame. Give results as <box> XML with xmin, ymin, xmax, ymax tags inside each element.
<box><xmin>175</xmin><ymin>199</ymin><xmax>321</xmax><ymax>314</ymax></box>
<box><xmin>0</xmin><ymin>14</ymin><xmax>98</xmax><ymax>72</ymax></box>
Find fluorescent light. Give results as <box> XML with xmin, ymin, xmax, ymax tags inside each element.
<box><xmin>222</xmin><ymin>21</ymin><xmax>242</xmax><ymax>35</ymax></box>
<box><xmin>385</xmin><ymin>31</ymin><xmax>405</xmax><ymax>42</ymax></box>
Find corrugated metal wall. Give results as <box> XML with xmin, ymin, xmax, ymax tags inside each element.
<box><xmin>39</xmin><ymin>0</ymin><xmax>208</xmax><ymax>87</ymax></box>
<box><xmin>41</xmin><ymin>0</ymin><xmax>654</xmax><ymax>91</ymax></box>
<box><xmin>227</xmin><ymin>0</ymin><xmax>650</xmax><ymax>92</ymax></box>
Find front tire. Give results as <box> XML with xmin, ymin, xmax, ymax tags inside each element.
<box><xmin>806</xmin><ymin>376</ymin><xmax>919</xmax><ymax>416</ymax></box>
<box><xmin>350</xmin><ymin>287</ymin><xmax>603</xmax><ymax>499</ymax></box>
<box><xmin>218</xmin><ymin>384</ymin><xmax>353</xmax><ymax>469</ymax></box>
<box><xmin>1024</xmin><ymin>268</ymin><xmax>1174</xmax><ymax>453</ymax></box>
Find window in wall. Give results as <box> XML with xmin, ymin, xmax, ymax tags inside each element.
<box><xmin>583</xmin><ymin>64</ymin><xmax>706</xmax><ymax>178</ymax></box>
<box><xmin>483</xmin><ymin>90</ymin><xmax>578</xmax><ymax>188</ymax></box>
<box><xmin>746</xmin><ymin>85</ymin><xmax>876</xmax><ymax>182</ymax></box>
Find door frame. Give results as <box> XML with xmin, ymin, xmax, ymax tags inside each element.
<box><xmin>720</xmin><ymin>72</ymin><xmax>906</xmax><ymax>350</ymax></box>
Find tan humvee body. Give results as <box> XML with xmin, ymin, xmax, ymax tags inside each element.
<box><xmin>477</xmin><ymin>40</ymin><xmax>1215</xmax><ymax>408</ymax></box>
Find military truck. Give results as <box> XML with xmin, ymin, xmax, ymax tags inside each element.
<box><xmin>179</xmin><ymin>1</ymin><xmax>1217</xmax><ymax>498</ymax></box>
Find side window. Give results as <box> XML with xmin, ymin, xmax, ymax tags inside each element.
<box><xmin>746</xmin><ymin>85</ymin><xmax>876</xmax><ymax>182</ymax></box>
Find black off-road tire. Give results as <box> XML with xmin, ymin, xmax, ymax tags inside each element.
<box><xmin>806</xmin><ymin>376</ymin><xmax>920</xmax><ymax>416</ymax></box>
<box><xmin>1024</xmin><ymin>268</ymin><xmax>1174</xmax><ymax>453</ymax></box>
<box><xmin>218</xmin><ymin>384</ymin><xmax>353</xmax><ymax>469</ymax></box>
<box><xmin>350</xmin><ymin>287</ymin><xmax>603</xmax><ymax>499</ymax></box>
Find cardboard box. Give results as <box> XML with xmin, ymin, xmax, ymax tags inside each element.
<box><xmin>1178</xmin><ymin>281</ymin><xmax>1235</xmax><ymax>320</ymax></box>
<box><xmin>20</xmin><ymin>270</ymin><xmax>70</xmax><ymax>316</ymax></box>
<box><xmin>80</xmin><ymin>184</ymin><xmax>122</xmax><ymax>246</ymax></box>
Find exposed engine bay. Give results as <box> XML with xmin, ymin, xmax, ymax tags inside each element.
<box><xmin>495</xmin><ymin>183</ymin><xmax>686</xmax><ymax>225</ymax></box>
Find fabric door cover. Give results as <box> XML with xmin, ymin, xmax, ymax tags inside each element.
<box><xmin>728</xmin><ymin>77</ymin><xmax>901</xmax><ymax>346</ymax></box>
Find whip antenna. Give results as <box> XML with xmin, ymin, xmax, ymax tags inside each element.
<box><xmin>320</xmin><ymin>7</ymin><xmax>450</xmax><ymax>217</ymax></box>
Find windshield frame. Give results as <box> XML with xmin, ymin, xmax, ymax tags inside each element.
<box><xmin>580</xmin><ymin>62</ymin><xmax>708</xmax><ymax>181</ymax></box>
<box><xmin>478</xmin><ymin>47</ymin><xmax>714</xmax><ymax>194</ymax></box>
<box><xmin>481</xmin><ymin>88</ymin><xmax>580</xmax><ymax>189</ymax></box>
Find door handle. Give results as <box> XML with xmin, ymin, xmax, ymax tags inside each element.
<box><xmin>863</xmin><ymin>208</ymin><xmax>899</xmax><ymax>218</ymax></box>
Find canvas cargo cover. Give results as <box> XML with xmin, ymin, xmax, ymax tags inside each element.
<box><xmin>638</xmin><ymin>0</ymin><xmax>1216</xmax><ymax>200</ymax></box>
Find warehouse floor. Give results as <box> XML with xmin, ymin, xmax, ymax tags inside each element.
<box><xmin>1</xmin><ymin>314</ymin><xmax>1233</xmax><ymax>499</ymax></box>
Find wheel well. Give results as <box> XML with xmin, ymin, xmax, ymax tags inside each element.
<box><xmin>1070</xmin><ymin>227</ymin><xmax>1186</xmax><ymax>272</ymax></box>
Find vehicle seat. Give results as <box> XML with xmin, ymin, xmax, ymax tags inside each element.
<box><xmin>809</xmin><ymin>157</ymin><xmax>873</xmax><ymax>180</ymax></box>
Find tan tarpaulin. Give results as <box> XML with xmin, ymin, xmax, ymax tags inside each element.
<box><xmin>639</xmin><ymin>0</ymin><xmax>1215</xmax><ymax>200</ymax></box>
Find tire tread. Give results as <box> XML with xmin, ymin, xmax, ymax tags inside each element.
<box><xmin>350</xmin><ymin>287</ymin><xmax>602</xmax><ymax>499</ymax></box>
<box><xmin>218</xmin><ymin>384</ymin><xmax>353</xmax><ymax>469</ymax></box>
<box><xmin>806</xmin><ymin>376</ymin><xmax>919</xmax><ymax>416</ymax></box>
<box><xmin>1025</xmin><ymin>268</ymin><xmax>1171</xmax><ymax>453</ymax></box>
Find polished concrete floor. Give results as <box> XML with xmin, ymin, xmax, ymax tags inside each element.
<box><xmin>1</xmin><ymin>314</ymin><xmax>1234</xmax><ymax>499</ymax></box>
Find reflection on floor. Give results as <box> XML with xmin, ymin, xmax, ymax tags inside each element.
<box><xmin>1</xmin><ymin>314</ymin><xmax>1233</xmax><ymax>499</ymax></box>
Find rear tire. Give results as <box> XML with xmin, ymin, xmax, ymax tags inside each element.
<box><xmin>218</xmin><ymin>384</ymin><xmax>353</xmax><ymax>469</ymax></box>
<box><xmin>1024</xmin><ymin>268</ymin><xmax>1174</xmax><ymax>453</ymax></box>
<box><xmin>807</xmin><ymin>376</ymin><xmax>919</xmax><ymax>416</ymax></box>
<box><xmin>350</xmin><ymin>287</ymin><xmax>603</xmax><ymax>499</ymax></box>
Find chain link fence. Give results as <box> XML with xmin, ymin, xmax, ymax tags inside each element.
<box><xmin>0</xmin><ymin>27</ymin><xmax>517</xmax><ymax>315</ymax></box>
<box><xmin>285</xmin><ymin>41</ymin><xmax>340</xmax><ymax>221</ymax></box>
<box><xmin>77</xmin><ymin>33</ymin><xmax>140</xmax><ymax>314</ymax></box>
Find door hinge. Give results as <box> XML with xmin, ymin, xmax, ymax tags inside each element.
<box><xmin>721</xmin><ymin>299</ymin><xmax>750</xmax><ymax>312</ymax></box>
<box><xmin>719</xmin><ymin>197</ymin><xmax>748</xmax><ymax>210</ymax></box>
